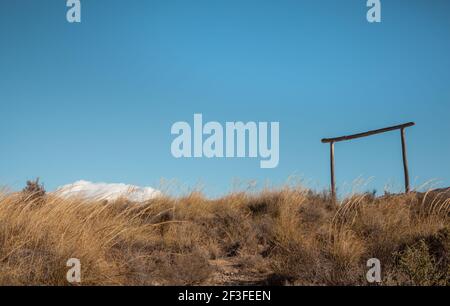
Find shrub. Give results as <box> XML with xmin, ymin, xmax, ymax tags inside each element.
<box><xmin>396</xmin><ymin>239</ymin><xmax>448</xmax><ymax>285</ymax></box>
<box><xmin>22</xmin><ymin>178</ymin><xmax>46</xmax><ymax>204</ymax></box>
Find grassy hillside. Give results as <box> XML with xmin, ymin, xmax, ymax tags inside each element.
<box><xmin>0</xmin><ymin>185</ymin><xmax>448</xmax><ymax>285</ymax></box>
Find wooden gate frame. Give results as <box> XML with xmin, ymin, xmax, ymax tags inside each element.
<box><xmin>321</xmin><ymin>122</ymin><xmax>415</xmax><ymax>199</ymax></box>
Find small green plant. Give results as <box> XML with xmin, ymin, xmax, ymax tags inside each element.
<box><xmin>397</xmin><ymin>239</ymin><xmax>448</xmax><ymax>286</ymax></box>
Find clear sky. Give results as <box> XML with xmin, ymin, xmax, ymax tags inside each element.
<box><xmin>1</xmin><ymin>0</ymin><xmax>449</xmax><ymax>197</ymax></box>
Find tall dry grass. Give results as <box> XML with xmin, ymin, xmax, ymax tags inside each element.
<box><xmin>0</xmin><ymin>186</ymin><xmax>448</xmax><ymax>285</ymax></box>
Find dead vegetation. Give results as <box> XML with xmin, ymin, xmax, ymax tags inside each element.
<box><xmin>0</xmin><ymin>185</ymin><xmax>448</xmax><ymax>286</ymax></box>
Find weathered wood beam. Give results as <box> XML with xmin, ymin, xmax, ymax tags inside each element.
<box><xmin>321</xmin><ymin>122</ymin><xmax>415</xmax><ymax>144</ymax></box>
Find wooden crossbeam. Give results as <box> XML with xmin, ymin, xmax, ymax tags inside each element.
<box><xmin>321</xmin><ymin>122</ymin><xmax>415</xmax><ymax>143</ymax></box>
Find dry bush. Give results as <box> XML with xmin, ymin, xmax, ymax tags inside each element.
<box><xmin>0</xmin><ymin>184</ymin><xmax>448</xmax><ymax>286</ymax></box>
<box><xmin>21</xmin><ymin>178</ymin><xmax>46</xmax><ymax>206</ymax></box>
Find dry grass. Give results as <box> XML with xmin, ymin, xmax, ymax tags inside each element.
<box><xmin>0</xmin><ymin>186</ymin><xmax>448</xmax><ymax>286</ymax></box>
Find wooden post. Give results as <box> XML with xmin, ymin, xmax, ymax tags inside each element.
<box><xmin>400</xmin><ymin>128</ymin><xmax>410</xmax><ymax>193</ymax></box>
<box><xmin>330</xmin><ymin>141</ymin><xmax>336</xmax><ymax>201</ymax></box>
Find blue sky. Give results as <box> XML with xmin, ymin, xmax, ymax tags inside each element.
<box><xmin>1</xmin><ymin>0</ymin><xmax>449</xmax><ymax>197</ymax></box>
